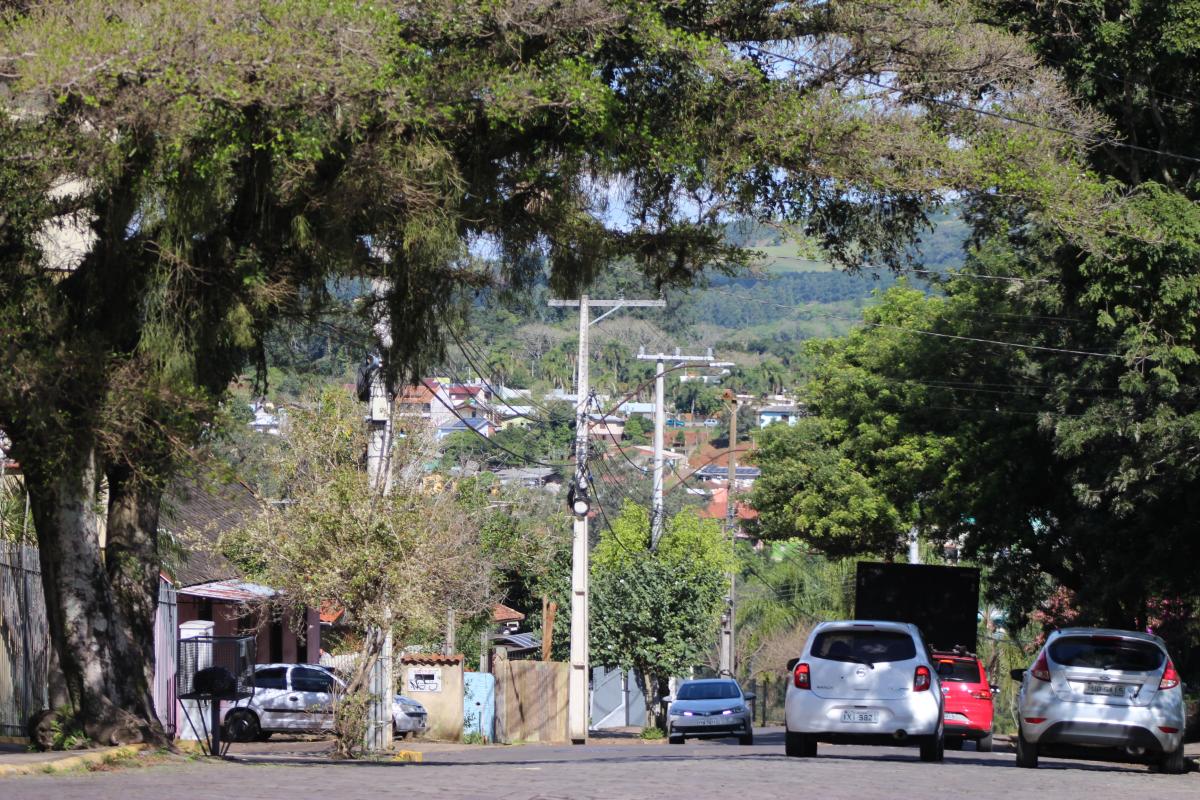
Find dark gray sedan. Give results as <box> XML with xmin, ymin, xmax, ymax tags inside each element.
<box><xmin>667</xmin><ymin>678</ymin><xmax>754</xmax><ymax>745</ymax></box>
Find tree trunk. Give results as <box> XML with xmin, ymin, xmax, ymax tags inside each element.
<box><xmin>25</xmin><ymin>448</ymin><xmax>165</xmax><ymax>746</ymax></box>
<box><xmin>641</xmin><ymin>671</ymin><xmax>660</xmax><ymax>730</ymax></box>
<box><xmin>104</xmin><ymin>464</ymin><xmax>164</xmax><ymax>719</ymax></box>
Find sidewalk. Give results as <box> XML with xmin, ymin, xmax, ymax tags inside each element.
<box><xmin>0</xmin><ymin>742</ymin><xmax>148</xmax><ymax>777</ymax></box>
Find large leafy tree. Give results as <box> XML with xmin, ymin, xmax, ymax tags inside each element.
<box><xmin>0</xmin><ymin>0</ymin><xmax>1116</xmax><ymax>741</ymax></box>
<box><xmin>752</xmin><ymin>1</ymin><xmax>1200</xmax><ymax>652</ymax></box>
<box><xmin>590</xmin><ymin>503</ymin><xmax>733</xmax><ymax>728</ymax></box>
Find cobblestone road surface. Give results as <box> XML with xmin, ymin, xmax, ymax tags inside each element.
<box><xmin>5</xmin><ymin>728</ymin><xmax>1196</xmax><ymax>800</ymax></box>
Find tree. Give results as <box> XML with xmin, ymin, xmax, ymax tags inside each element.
<box><xmin>0</xmin><ymin>0</ymin><xmax>1120</xmax><ymax>740</ymax></box>
<box><xmin>590</xmin><ymin>503</ymin><xmax>733</xmax><ymax>728</ymax></box>
<box><xmin>219</xmin><ymin>389</ymin><xmax>498</xmax><ymax>758</ymax></box>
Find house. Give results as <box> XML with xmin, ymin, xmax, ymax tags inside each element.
<box><xmin>495</xmin><ymin>467</ymin><xmax>563</xmax><ymax>492</ymax></box>
<box><xmin>249</xmin><ymin>401</ymin><xmax>283</xmax><ymax>435</ymax></box>
<box><xmin>758</xmin><ymin>403</ymin><xmax>806</xmax><ymax>428</ymax></box>
<box><xmin>614</xmin><ymin>401</ymin><xmax>655</xmax><ymax>418</ymax></box>
<box><xmin>697</xmin><ymin>485</ymin><xmax>759</xmax><ymax>540</ymax></box>
<box><xmin>587</xmin><ymin>414</ymin><xmax>626</xmax><ymax>441</ymax></box>
<box><xmin>691</xmin><ymin>463</ymin><xmax>761</xmax><ymax>488</ymax></box>
<box><xmin>436</xmin><ymin>416</ymin><xmax>494</xmax><ymax>440</ymax></box>
<box><xmin>164</xmin><ymin>480</ymin><xmax>320</xmax><ymax>666</ymax></box>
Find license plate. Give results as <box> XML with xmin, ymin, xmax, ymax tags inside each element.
<box><xmin>944</xmin><ymin>712</ymin><xmax>968</xmax><ymax>722</ymax></box>
<box><xmin>841</xmin><ymin>710</ymin><xmax>879</xmax><ymax>724</ymax></box>
<box><xmin>1084</xmin><ymin>682</ymin><xmax>1127</xmax><ymax>696</ymax></box>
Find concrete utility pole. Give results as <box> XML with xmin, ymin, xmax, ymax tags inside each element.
<box><xmin>549</xmin><ymin>295</ymin><xmax>664</xmax><ymax>744</ymax></box>
<box><xmin>718</xmin><ymin>390</ymin><xmax>742</xmax><ymax>677</ymax></box>
<box><xmin>635</xmin><ymin>347</ymin><xmax>716</xmax><ymax>548</ymax></box>
<box><xmin>361</xmin><ymin>288</ymin><xmax>395</xmax><ymax>754</ymax></box>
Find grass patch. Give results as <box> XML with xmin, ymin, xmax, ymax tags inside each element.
<box><xmin>639</xmin><ymin>727</ymin><xmax>665</xmax><ymax>741</ymax></box>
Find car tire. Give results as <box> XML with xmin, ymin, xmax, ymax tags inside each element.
<box><xmin>945</xmin><ymin>737</ymin><xmax>964</xmax><ymax>751</ymax></box>
<box><xmin>669</xmin><ymin>735</ymin><xmax>685</xmax><ymax>745</ymax></box>
<box><xmin>1160</xmin><ymin>741</ymin><xmax>1187</xmax><ymax>775</ymax></box>
<box><xmin>739</xmin><ymin>731</ymin><xmax>754</xmax><ymax>746</ymax></box>
<box><xmin>224</xmin><ymin>709</ymin><xmax>260</xmax><ymax>744</ymax></box>
<box><xmin>1015</xmin><ymin>728</ymin><xmax>1038</xmax><ymax>768</ymax></box>
<box><xmin>785</xmin><ymin>731</ymin><xmax>816</xmax><ymax>758</ymax></box>
<box><xmin>919</xmin><ymin>724</ymin><xmax>945</xmax><ymax>763</ymax></box>
<box><xmin>976</xmin><ymin>733</ymin><xmax>993</xmax><ymax>753</ymax></box>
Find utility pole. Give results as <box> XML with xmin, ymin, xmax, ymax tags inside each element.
<box><xmin>549</xmin><ymin>295</ymin><xmax>664</xmax><ymax>744</ymax></box>
<box><xmin>718</xmin><ymin>390</ymin><xmax>742</xmax><ymax>677</ymax></box>
<box><xmin>360</xmin><ymin>287</ymin><xmax>395</xmax><ymax>754</ymax></box>
<box><xmin>635</xmin><ymin>347</ymin><xmax>717</xmax><ymax>548</ymax></box>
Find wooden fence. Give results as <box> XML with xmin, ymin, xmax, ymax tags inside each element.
<box><xmin>0</xmin><ymin>544</ymin><xmax>49</xmax><ymax>739</ymax></box>
<box><xmin>494</xmin><ymin>657</ymin><xmax>569</xmax><ymax>744</ymax></box>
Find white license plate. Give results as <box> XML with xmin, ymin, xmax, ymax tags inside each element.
<box><xmin>841</xmin><ymin>709</ymin><xmax>879</xmax><ymax>724</ymax></box>
<box><xmin>1084</xmin><ymin>682</ymin><xmax>1127</xmax><ymax>697</ymax></box>
<box><xmin>944</xmin><ymin>712</ymin><xmax>968</xmax><ymax>722</ymax></box>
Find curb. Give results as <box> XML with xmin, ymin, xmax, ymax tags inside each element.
<box><xmin>0</xmin><ymin>737</ymin><xmax>29</xmax><ymax>746</ymax></box>
<box><xmin>0</xmin><ymin>743</ymin><xmax>148</xmax><ymax>777</ymax></box>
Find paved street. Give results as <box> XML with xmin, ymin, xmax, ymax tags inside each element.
<box><xmin>4</xmin><ymin>728</ymin><xmax>1196</xmax><ymax>800</ymax></box>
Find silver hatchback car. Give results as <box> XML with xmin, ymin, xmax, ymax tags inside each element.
<box><xmin>1012</xmin><ymin>628</ymin><xmax>1186</xmax><ymax>773</ymax></box>
<box><xmin>784</xmin><ymin>620</ymin><xmax>944</xmax><ymax>762</ymax></box>
<box><xmin>667</xmin><ymin>678</ymin><xmax>755</xmax><ymax>745</ymax></box>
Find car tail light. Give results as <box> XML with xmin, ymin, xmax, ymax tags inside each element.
<box><xmin>1030</xmin><ymin>651</ymin><xmax>1051</xmax><ymax>682</ymax></box>
<box><xmin>1159</xmin><ymin>726</ymin><xmax>1180</xmax><ymax>734</ymax></box>
<box><xmin>1023</xmin><ymin>717</ymin><xmax>1047</xmax><ymax>724</ymax></box>
<box><xmin>1160</xmin><ymin>659</ymin><xmax>1180</xmax><ymax>690</ymax></box>
<box><xmin>793</xmin><ymin>662</ymin><xmax>810</xmax><ymax>690</ymax></box>
<box><xmin>914</xmin><ymin>665</ymin><xmax>932</xmax><ymax>692</ymax></box>
<box><xmin>972</xmin><ymin>691</ymin><xmax>992</xmax><ymax>701</ymax></box>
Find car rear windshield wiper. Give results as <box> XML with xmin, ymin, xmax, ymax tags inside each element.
<box><xmin>839</xmin><ymin>656</ymin><xmax>875</xmax><ymax>669</ymax></box>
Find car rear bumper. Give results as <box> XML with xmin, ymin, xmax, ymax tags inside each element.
<box><xmin>1019</xmin><ymin>685</ymin><xmax>1184</xmax><ymax>753</ymax></box>
<box><xmin>785</xmin><ymin>690</ymin><xmax>941</xmax><ymax>738</ymax></box>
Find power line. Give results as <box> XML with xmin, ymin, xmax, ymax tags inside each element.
<box><xmin>428</xmin><ymin>389</ymin><xmax>571</xmax><ymax>469</ymax></box>
<box><xmin>747</xmin><ymin>46</ymin><xmax>1200</xmax><ymax>168</ymax></box>
<box><xmin>704</xmin><ymin>288</ymin><xmax>1125</xmax><ymax>360</ymax></box>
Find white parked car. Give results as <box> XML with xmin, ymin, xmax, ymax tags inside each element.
<box><xmin>1011</xmin><ymin>628</ymin><xmax>1186</xmax><ymax>773</ymax></box>
<box><xmin>784</xmin><ymin>620</ymin><xmax>944</xmax><ymax>762</ymax></box>
<box><xmin>222</xmin><ymin>663</ymin><xmax>427</xmax><ymax>742</ymax></box>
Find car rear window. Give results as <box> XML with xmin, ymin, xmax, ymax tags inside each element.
<box><xmin>812</xmin><ymin>629</ymin><xmax>917</xmax><ymax>664</ymax></box>
<box><xmin>936</xmin><ymin>659</ymin><xmax>982</xmax><ymax>683</ymax></box>
<box><xmin>1048</xmin><ymin>636</ymin><xmax>1164</xmax><ymax>672</ymax></box>
<box><xmin>677</xmin><ymin>682</ymin><xmax>740</xmax><ymax>700</ymax></box>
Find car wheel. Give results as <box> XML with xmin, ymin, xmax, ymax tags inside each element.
<box><xmin>224</xmin><ymin>709</ymin><xmax>260</xmax><ymax>743</ymax></box>
<box><xmin>739</xmin><ymin>731</ymin><xmax>754</xmax><ymax>746</ymax></box>
<box><xmin>919</xmin><ymin>724</ymin><xmax>945</xmax><ymax>763</ymax></box>
<box><xmin>669</xmin><ymin>735</ymin><xmax>684</xmax><ymax>745</ymax></box>
<box><xmin>945</xmin><ymin>737</ymin><xmax>964</xmax><ymax>751</ymax></box>
<box><xmin>976</xmin><ymin>733</ymin><xmax>993</xmax><ymax>753</ymax></box>
<box><xmin>1015</xmin><ymin>728</ymin><xmax>1038</xmax><ymax>768</ymax></box>
<box><xmin>785</xmin><ymin>731</ymin><xmax>816</xmax><ymax>758</ymax></box>
<box><xmin>1159</xmin><ymin>741</ymin><xmax>1187</xmax><ymax>775</ymax></box>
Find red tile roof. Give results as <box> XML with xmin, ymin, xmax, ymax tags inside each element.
<box><xmin>698</xmin><ymin>486</ymin><xmax>758</xmax><ymax>522</ymax></box>
<box><xmin>492</xmin><ymin>603</ymin><xmax>526</xmax><ymax>623</ymax></box>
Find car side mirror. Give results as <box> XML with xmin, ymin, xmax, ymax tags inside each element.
<box><xmin>1009</xmin><ymin>668</ymin><xmax>1025</xmax><ymax>681</ymax></box>
<box><xmin>742</xmin><ymin>692</ymin><xmax>755</xmax><ymax>701</ymax></box>
<box><xmin>659</xmin><ymin>695</ymin><xmax>674</xmax><ymax>703</ymax></box>
<box><xmin>786</xmin><ymin>658</ymin><xmax>800</xmax><ymax>672</ymax></box>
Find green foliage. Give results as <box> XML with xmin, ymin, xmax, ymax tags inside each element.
<box><xmin>639</xmin><ymin>726</ymin><xmax>665</xmax><ymax>740</ymax></box>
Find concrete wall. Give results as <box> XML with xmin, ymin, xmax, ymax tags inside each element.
<box><xmin>401</xmin><ymin>654</ymin><xmax>464</xmax><ymax>741</ymax></box>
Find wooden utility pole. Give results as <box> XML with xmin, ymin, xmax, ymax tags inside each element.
<box><xmin>541</xmin><ymin>596</ymin><xmax>557</xmax><ymax>662</ymax></box>
<box><xmin>548</xmin><ymin>295</ymin><xmax>664</xmax><ymax>744</ymax></box>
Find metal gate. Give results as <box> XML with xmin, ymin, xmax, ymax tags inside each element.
<box><xmin>0</xmin><ymin>544</ymin><xmax>49</xmax><ymax>739</ymax></box>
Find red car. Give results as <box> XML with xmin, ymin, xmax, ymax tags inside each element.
<box><xmin>934</xmin><ymin>652</ymin><xmax>995</xmax><ymax>751</ymax></box>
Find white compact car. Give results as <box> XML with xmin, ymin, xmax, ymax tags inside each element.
<box><xmin>784</xmin><ymin>620</ymin><xmax>944</xmax><ymax>762</ymax></box>
<box><xmin>1012</xmin><ymin>628</ymin><xmax>1186</xmax><ymax>773</ymax></box>
<box><xmin>222</xmin><ymin>663</ymin><xmax>427</xmax><ymax>742</ymax></box>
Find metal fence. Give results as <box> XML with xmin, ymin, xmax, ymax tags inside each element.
<box><xmin>0</xmin><ymin>544</ymin><xmax>49</xmax><ymax>738</ymax></box>
<box><xmin>153</xmin><ymin>579</ymin><xmax>177</xmax><ymax>735</ymax></box>
<box><xmin>746</xmin><ymin>674</ymin><xmax>788</xmax><ymax>727</ymax></box>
